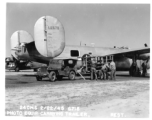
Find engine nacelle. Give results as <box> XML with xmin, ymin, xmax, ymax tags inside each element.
<box><xmin>34</xmin><ymin>16</ymin><xmax>65</xmax><ymax>58</ymax></box>
<box><xmin>138</xmin><ymin>53</ymin><xmax>150</xmax><ymax>60</ymax></box>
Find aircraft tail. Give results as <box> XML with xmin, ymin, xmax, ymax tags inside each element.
<box><xmin>10</xmin><ymin>16</ymin><xmax>65</xmax><ymax>61</ymax></box>
<box><xmin>10</xmin><ymin>30</ymin><xmax>34</xmax><ymax>60</ymax></box>
<box><xmin>34</xmin><ymin>16</ymin><xmax>65</xmax><ymax>58</ymax></box>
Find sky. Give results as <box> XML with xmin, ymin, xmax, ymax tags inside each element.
<box><xmin>6</xmin><ymin>3</ymin><xmax>150</xmax><ymax>57</ymax></box>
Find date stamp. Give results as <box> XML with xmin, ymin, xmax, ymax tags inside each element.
<box><xmin>6</xmin><ymin>105</ymin><xmax>89</xmax><ymax>117</ymax></box>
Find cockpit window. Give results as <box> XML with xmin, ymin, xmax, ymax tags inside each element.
<box><xmin>70</xmin><ymin>50</ymin><xmax>79</xmax><ymax>57</ymax></box>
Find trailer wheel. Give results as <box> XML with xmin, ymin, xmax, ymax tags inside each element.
<box><xmin>36</xmin><ymin>76</ymin><xmax>42</xmax><ymax>81</ymax></box>
<box><xmin>99</xmin><ymin>71</ymin><xmax>104</xmax><ymax>80</ymax></box>
<box><xmin>49</xmin><ymin>71</ymin><xmax>56</xmax><ymax>82</ymax></box>
<box><xmin>15</xmin><ymin>67</ymin><xmax>19</xmax><ymax>72</ymax></box>
<box><xmin>69</xmin><ymin>71</ymin><xmax>76</xmax><ymax>80</ymax></box>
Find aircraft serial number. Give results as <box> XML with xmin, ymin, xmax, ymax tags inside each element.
<box><xmin>48</xmin><ymin>26</ymin><xmax>59</xmax><ymax>30</ymax></box>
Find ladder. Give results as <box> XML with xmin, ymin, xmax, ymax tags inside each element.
<box><xmin>83</xmin><ymin>55</ymin><xmax>113</xmax><ymax>72</ymax></box>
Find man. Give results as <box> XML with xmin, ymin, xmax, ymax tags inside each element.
<box><xmin>142</xmin><ymin>61</ymin><xmax>147</xmax><ymax>77</ymax></box>
<box><xmin>131</xmin><ymin>60</ymin><xmax>137</xmax><ymax>76</ymax></box>
<box><xmin>109</xmin><ymin>59</ymin><xmax>116</xmax><ymax>80</ymax></box>
<box><xmin>101</xmin><ymin>62</ymin><xmax>110</xmax><ymax>80</ymax></box>
<box><xmin>90</xmin><ymin>57</ymin><xmax>98</xmax><ymax>80</ymax></box>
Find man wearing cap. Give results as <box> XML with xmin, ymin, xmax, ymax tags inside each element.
<box><xmin>109</xmin><ymin>59</ymin><xmax>116</xmax><ymax>80</ymax></box>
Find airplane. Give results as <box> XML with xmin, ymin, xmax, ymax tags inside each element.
<box><xmin>5</xmin><ymin>56</ymin><xmax>44</xmax><ymax>72</ymax></box>
<box><xmin>5</xmin><ymin>56</ymin><xmax>31</xmax><ymax>72</ymax></box>
<box><xmin>10</xmin><ymin>16</ymin><xmax>150</xmax><ymax>76</ymax></box>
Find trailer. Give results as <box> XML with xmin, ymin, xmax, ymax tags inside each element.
<box><xmin>78</xmin><ymin>54</ymin><xmax>114</xmax><ymax>80</ymax></box>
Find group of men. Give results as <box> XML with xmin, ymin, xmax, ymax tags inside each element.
<box><xmin>90</xmin><ymin>56</ymin><xmax>116</xmax><ymax>80</ymax></box>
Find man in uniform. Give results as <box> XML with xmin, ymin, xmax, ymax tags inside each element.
<box><xmin>101</xmin><ymin>62</ymin><xmax>110</xmax><ymax>80</ymax></box>
<box><xmin>109</xmin><ymin>59</ymin><xmax>116</xmax><ymax>80</ymax></box>
<box><xmin>90</xmin><ymin>57</ymin><xmax>98</xmax><ymax>80</ymax></box>
<box><xmin>131</xmin><ymin>60</ymin><xmax>137</xmax><ymax>76</ymax></box>
<box><xmin>142</xmin><ymin>61</ymin><xmax>147</xmax><ymax>77</ymax></box>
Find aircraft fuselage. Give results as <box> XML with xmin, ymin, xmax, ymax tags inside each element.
<box><xmin>14</xmin><ymin>43</ymin><xmax>149</xmax><ymax>71</ymax></box>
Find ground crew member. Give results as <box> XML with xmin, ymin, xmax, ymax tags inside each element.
<box><xmin>130</xmin><ymin>60</ymin><xmax>137</xmax><ymax>76</ymax></box>
<box><xmin>142</xmin><ymin>61</ymin><xmax>147</xmax><ymax>77</ymax></box>
<box><xmin>109</xmin><ymin>59</ymin><xmax>116</xmax><ymax>80</ymax></box>
<box><xmin>90</xmin><ymin>57</ymin><xmax>98</xmax><ymax>80</ymax></box>
<box><xmin>101</xmin><ymin>62</ymin><xmax>109</xmax><ymax>80</ymax></box>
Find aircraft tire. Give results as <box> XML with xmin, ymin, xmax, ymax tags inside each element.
<box><xmin>69</xmin><ymin>70</ymin><xmax>76</xmax><ymax>80</ymax></box>
<box><xmin>15</xmin><ymin>67</ymin><xmax>19</xmax><ymax>72</ymax></box>
<box><xmin>49</xmin><ymin>71</ymin><xmax>56</xmax><ymax>82</ymax></box>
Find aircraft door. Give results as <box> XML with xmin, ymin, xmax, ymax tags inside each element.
<box><xmin>82</xmin><ymin>54</ymin><xmax>91</xmax><ymax>72</ymax></box>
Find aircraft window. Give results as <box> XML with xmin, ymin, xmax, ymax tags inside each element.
<box><xmin>70</xmin><ymin>50</ymin><xmax>79</xmax><ymax>57</ymax></box>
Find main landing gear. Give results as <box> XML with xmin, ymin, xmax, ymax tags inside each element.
<box><xmin>129</xmin><ymin>55</ymin><xmax>143</xmax><ymax>77</ymax></box>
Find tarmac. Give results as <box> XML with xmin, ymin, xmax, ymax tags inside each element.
<box><xmin>5</xmin><ymin>70</ymin><xmax>150</xmax><ymax>118</ymax></box>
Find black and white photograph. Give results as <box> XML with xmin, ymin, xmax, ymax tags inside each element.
<box><xmin>5</xmin><ymin>3</ymin><xmax>150</xmax><ymax>118</ymax></box>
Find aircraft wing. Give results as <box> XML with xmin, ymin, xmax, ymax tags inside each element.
<box><xmin>99</xmin><ymin>47</ymin><xmax>150</xmax><ymax>59</ymax></box>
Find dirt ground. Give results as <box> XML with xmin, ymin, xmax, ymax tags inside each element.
<box><xmin>5</xmin><ymin>71</ymin><xmax>150</xmax><ymax>118</ymax></box>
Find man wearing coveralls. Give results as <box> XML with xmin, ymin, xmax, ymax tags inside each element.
<box><xmin>109</xmin><ymin>59</ymin><xmax>116</xmax><ymax>80</ymax></box>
